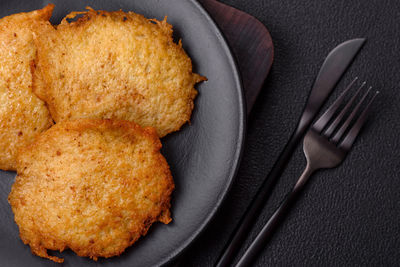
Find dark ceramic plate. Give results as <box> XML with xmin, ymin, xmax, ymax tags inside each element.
<box><xmin>0</xmin><ymin>0</ymin><xmax>245</xmax><ymax>266</ymax></box>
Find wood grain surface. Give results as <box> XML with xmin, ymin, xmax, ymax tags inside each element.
<box><xmin>198</xmin><ymin>0</ymin><xmax>274</xmax><ymax>114</ymax></box>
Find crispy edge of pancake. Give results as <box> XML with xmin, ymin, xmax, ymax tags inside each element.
<box><xmin>32</xmin><ymin>7</ymin><xmax>206</xmax><ymax>137</ymax></box>
<box><xmin>9</xmin><ymin>119</ymin><xmax>174</xmax><ymax>263</ymax></box>
<box><xmin>1</xmin><ymin>4</ymin><xmax>54</xmax><ymax>23</ymax></box>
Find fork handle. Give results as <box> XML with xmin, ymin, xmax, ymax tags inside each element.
<box><xmin>235</xmin><ymin>164</ymin><xmax>315</xmax><ymax>267</ymax></box>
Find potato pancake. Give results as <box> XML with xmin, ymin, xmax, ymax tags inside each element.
<box><xmin>33</xmin><ymin>8</ymin><xmax>206</xmax><ymax>137</ymax></box>
<box><xmin>8</xmin><ymin>119</ymin><xmax>174</xmax><ymax>263</ymax></box>
<box><xmin>0</xmin><ymin>5</ymin><xmax>54</xmax><ymax>170</ymax></box>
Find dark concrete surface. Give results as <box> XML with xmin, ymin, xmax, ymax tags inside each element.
<box><xmin>177</xmin><ymin>0</ymin><xmax>400</xmax><ymax>266</ymax></box>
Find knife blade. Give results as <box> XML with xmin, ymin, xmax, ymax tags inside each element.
<box><xmin>215</xmin><ymin>38</ymin><xmax>366</xmax><ymax>267</ymax></box>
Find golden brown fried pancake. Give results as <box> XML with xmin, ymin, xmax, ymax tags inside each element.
<box><xmin>33</xmin><ymin>8</ymin><xmax>206</xmax><ymax>137</ymax></box>
<box><xmin>8</xmin><ymin>119</ymin><xmax>174</xmax><ymax>263</ymax></box>
<box><xmin>0</xmin><ymin>5</ymin><xmax>54</xmax><ymax>170</ymax></box>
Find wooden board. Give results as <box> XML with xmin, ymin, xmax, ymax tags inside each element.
<box><xmin>198</xmin><ymin>0</ymin><xmax>274</xmax><ymax>114</ymax></box>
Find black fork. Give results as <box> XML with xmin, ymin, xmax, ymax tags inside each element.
<box><xmin>235</xmin><ymin>78</ymin><xmax>379</xmax><ymax>267</ymax></box>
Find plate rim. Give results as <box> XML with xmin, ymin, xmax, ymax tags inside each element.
<box><xmin>159</xmin><ymin>0</ymin><xmax>246</xmax><ymax>265</ymax></box>
<box><xmin>0</xmin><ymin>0</ymin><xmax>246</xmax><ymax>265</ymax></box>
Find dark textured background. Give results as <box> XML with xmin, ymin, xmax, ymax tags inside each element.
<box><xmin>175</xmin><ymin>0</ymin><xmax>400</xmax><ymax>266</ymax></box>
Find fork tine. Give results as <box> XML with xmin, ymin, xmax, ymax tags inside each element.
<box><xmin>339</xmin><ymin>91</ymin><xmax>379</xmax><ymax>151</ymax></box>
<box><xmin>313</xmin><ymin>77</ymin><xmax>360</xmax><ymax>133</ymax></box>
<box><xmin>323</xmin><ymin>81</ymin><xmax>366</xmax><ymax>137</ymax></box>
<box><xmin>331</xmin><ymin>86</ymin><xmax>372</xmax><ymax>143</ymax></box>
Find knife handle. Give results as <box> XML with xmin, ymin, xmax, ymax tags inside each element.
<box><xmin>235</xmin><ymin>164</ymin><xmax>314</xmax><ymax>267</ymax></box>
<box><xmin>215</xmin><ymin>131</ymin><xmax>303</xmax><ymax>267</ymax></box>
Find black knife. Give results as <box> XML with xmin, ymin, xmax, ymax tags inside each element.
<box><xmin>215</xmin><ymin>38</ymin><xmax>366</xmax><ymax>267</ymax></box>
